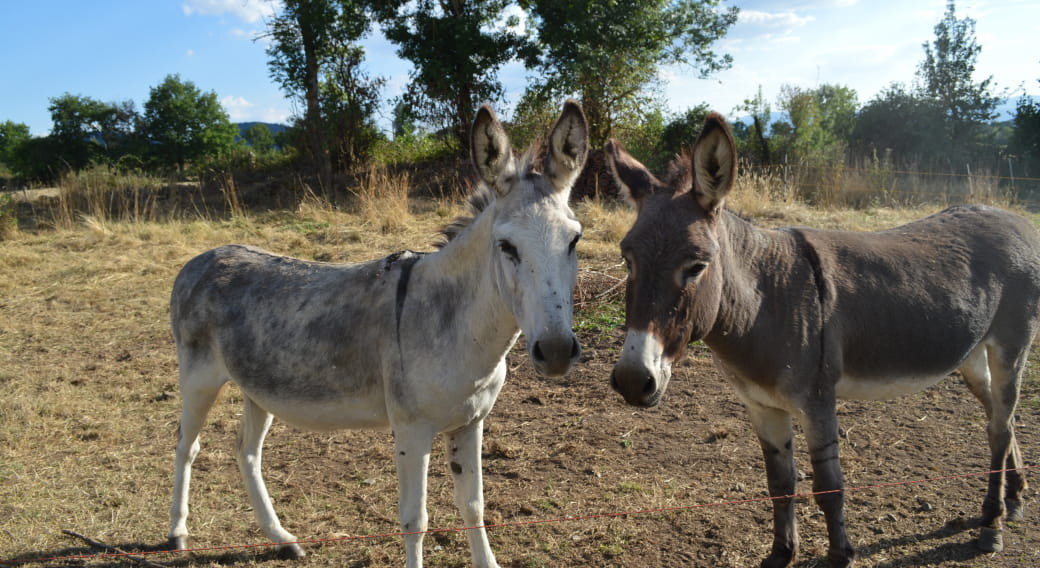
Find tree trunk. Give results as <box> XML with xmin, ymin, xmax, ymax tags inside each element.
<box><xmin>297</xmin><ymin>2</ymin><xmax>332</xmax><ymax>187</ymax></box>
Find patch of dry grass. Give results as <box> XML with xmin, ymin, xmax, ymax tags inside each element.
<box><xmin>350</xmin><ymin>164</ymin><xmax>413</xmax><ymax>234</ymax></box>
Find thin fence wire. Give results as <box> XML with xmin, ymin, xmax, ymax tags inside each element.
<box><xmin>3</xmin><ymin>465</ymin><xmax>1035</xmax><ymax>566</ymax></box>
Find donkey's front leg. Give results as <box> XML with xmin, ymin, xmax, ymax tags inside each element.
<box><xmin>394</xmin><ymin>423</ymin><xmax>436</xmax><ymax>568</ymax></box>
<box><xmin>447</xmin><ymin>420</ymin><xmax>500</xmax><ymax>568</ymax></box>
<box><xmin>747</xmin><ymin>403</ymin><xmax>799</xmax><ymax>568</ymax></box>
<box><xmin>804</xmin><ymin>400</ymin><xmax>855</xmax><ymax>568</ymax></box>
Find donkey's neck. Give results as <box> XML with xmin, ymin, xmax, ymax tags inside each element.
<box><xmin>705</xmin><ymin>210</ymin><xmax>803</xmax><ymax>354</ymax></box>
<box><xmin>414</xmin><ymin>209</ymin><xmax>519</xmax><ymax>361</ymax></box>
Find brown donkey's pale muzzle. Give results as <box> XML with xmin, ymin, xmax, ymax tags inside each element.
<box><xmin>611</xmin><ymin>329</ymin><xmax>670</xmax><ymax>407</ymax></box>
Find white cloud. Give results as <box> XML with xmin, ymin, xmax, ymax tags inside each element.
<box><xmin>181</xmin><ymin>0</ymin><xmax>280</xmax><ymax>24</ymax></box>
<box><xmin>739</xmin><ymin>10</ymin><xmax>814</xmax><ymax>29</ymax></box>
<box><xmin>185</xmin><ymin>49</ymin><xmax>195</xmax><ymax>57</ymax></box>
<box><xmin>221</xmin><ymin>95</ymin><xmax>255</xmax><ymax>121</ymax></box>
<box><xmin>221</xmin><ymin>95</ymin><xmax>291</xmax><ymax>124</ymax></box>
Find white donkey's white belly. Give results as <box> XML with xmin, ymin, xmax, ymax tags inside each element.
<box><xmin>248</xmin><ymin>390</ymin><xmax>391</xmax><ymax>432</ymax></box>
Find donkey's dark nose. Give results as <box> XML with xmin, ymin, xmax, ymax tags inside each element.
<box><xmin>610</xmin><ymin>365</ymin><xmax>659</xmax><ymax>407</ymax></box>
<box><xmin>532</xmin><ymin>335</ymin><xmax>580</xmax><ymax>377</ymax></box>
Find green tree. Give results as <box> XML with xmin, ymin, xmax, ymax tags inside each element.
<box><xmin>521</xmin><ymin>0</ymin><xmax>738</xmax><ymax>149</ymax></box>
<box><xmin>773</xmin><ymin>84</ymin><xmax>857</xmax><ymax>164</ymax></box>
<box><xmin>1010</xmin><ymin>90</ymin><xmax>1040</xmax><ymax>176</ymax></box>
<box><xmin>0</xmin><ymin>121</ymin><xmax>31</xmax><ymax>170</ymax></box>
<box><xmin>733</xmin><ymin>85</ymin><xmax>772</xmax><ymax>164</ymax></box>
<box><xmin>916</xmin><ymin>0</ymin><xmax>999</xmax><ymax>164</ymax></box>
<box><xmin>140</xmin><ymin>74</ymin><xmax>238</xmax><ymax>172</ymax></box>
<box><xmin>46</xmin><ymin>94</ymin><xmax>140</xmax><ymax>170</ymax></box>
<box><xmin>243</xmin><ymin>123</ymin><xmax>276</xmax><ymax>154</ymax></box>
<box><xmin>266</xmin><ymin>0</ymin><xmax>382</xmax><ymax>174</ymax></box>
<box><xmin>374</xmin><ymin>0</ymin><xmax>527</xmax><ymax>149</ymax></box>
<box><xmin>657</xmin><ymin>104</ymin><xmax>711</xmax><ymax>163</ymax></box>
<box><xmin>851</xmin><ymin>82</ymin><xmax>947</xmax><ymax>165</ymax></box>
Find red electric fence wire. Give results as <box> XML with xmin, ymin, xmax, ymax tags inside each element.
<box><xmin>3</xmin><ymin>464</ymin><xmax>1035</xmax><ymax>566</ymax></box>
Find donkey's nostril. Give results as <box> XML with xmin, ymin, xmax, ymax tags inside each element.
<box><xmin>569</xmin><ymin>337</ymin><xmax>580</xmax><ymax>359</ymax></box>
<box><xmin>532</xmin><ymin>341</ymin><xmax>545</xmax><ymax>362</ymax></box>
<box><xmin>610</xmin><ymin>370</ymin><xmax>620</xmax><ymax>392</ymax></box>
<box><xmin>642</xmin><ymin>377</ymin><xmax>656</xmax><ymax>395</ymax></box>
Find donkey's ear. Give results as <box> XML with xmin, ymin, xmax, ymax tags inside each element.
<box><xmin>544</xmin><ymin>99</ymin><xmax>589</xmax><ymax>194</ymax></box>
<box><xmin>471</xmin><ymin>103</ymin><xmax>517</xmax><ymax>195</ymax></box>
<box><xmin>690</xmin><ymin>112</ymin><xmax>737</xmax><ymax>215</ymax></box>
<box><xmin>605</xmin><ymin>138</ymin><xmax>660</xmax><ymax>210</ymax></box>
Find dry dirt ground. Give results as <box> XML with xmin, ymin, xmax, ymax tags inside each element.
<box><xmin>2</xmin><ymin>212</ymin><xmax>1039</xmax><ymax>568</ymax></box>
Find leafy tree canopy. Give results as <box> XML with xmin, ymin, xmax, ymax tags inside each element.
<box><xmin>915</xmin><ymin>0</ymin><xmax>1000</xmax><ymax>162</ymax></box>
<box><xmin>0</xmin><ymin>121</ymin><xmax>31</xmax><ymax>167</ymax></box>
<box><xmin>521</xmin><ymin>0</ymin><xmax>738</xmax><ymax>148</ymax></box>
<box><xmin>141</xmin><ymin>74</ymin><xmax>238</xmax><ymax>172</ymax></box>
<box><xmin>374</xmin><ymin>0</ymin><xmax>527</xmax><ymax>147</ymax></box>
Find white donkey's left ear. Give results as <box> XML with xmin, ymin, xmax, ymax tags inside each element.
<box><xmin>471</xmin><ymin>103</ymin><xmax>518</xmax><ymax>196</ymax></box>
<box><xmin>544</xmin><ymin>99</ymin><xmax>589</xmax><ymax>194</ymax></box>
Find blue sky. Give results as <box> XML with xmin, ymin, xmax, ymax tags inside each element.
<box><xmin>2</xmin><ymin>0</ymin><xmax>1037</xmax><ymax>137</ymax></box>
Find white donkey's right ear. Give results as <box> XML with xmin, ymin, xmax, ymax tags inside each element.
<box><xmin>471</xmin><ymin>103</ymin><xmax>517</xmax><ymax>196</ymax></box>
<box><xmin>544</xmin><ymin>99</ymin><xmax>589</xmax><ymax>195</ymax></box>
<box><xmin>605</xmin><ymin>138</ymin><xmax>660</xmax><ymax>210</ymax></box>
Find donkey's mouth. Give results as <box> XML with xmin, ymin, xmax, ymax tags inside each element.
<box><xmin>531</xmin><ymin>335</ymin><xmax>581</xmax><ymax>377</ymax></box>
<box><xmin>610</xmin><ymin>368</ymin><xmax>664</xmax><ymax>408</ymax></box>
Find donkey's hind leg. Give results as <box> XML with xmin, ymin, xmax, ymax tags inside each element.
<box><xmin>238</xmin><ymin>396</ymin><xmax>304</xmax><ymax>558</ymax></box>
<box><xmin>961</xmin><ymin>342</ymin><xmax>1029</xmax><ymax>552</ymax></box>
<box><xmin>168</xmin><ymin>358</ymin><xmax>224</xmax><ymax>550</ymax></box>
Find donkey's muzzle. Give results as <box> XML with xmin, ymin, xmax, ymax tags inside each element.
<box><xmin>610</xmin><ymin>364</ymin><xmax>661</xmax><ymax>408</ymax></box>
<box><xmin>531</xmin><ymin>334</ymin><xmax>581</xmax><ymax>377</ymax></box>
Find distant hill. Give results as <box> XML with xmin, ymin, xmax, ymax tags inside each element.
<box><xmin>236</xmin><ymin>122</ymin><xmax>289</xmax><ymax>139</ymax></box>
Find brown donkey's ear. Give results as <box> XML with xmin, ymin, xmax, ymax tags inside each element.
<box><xmin>690</xmin><ymin>112</ymin><xmax>737</xmax><ymax>215</ymax></box>
<box><xmin>471</xmin><ymin>103</ymin><xmax>517</xmax><ymax>195</ymax></box>
<box><xmin>605</xmin><ymin>139</ymin><xmax>662</xmax><ymax>210</ymax></box>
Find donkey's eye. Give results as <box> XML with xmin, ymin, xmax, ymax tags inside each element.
<box><xmin>499</xmin><ymin>240</ymin><xmax>520</xmax><ymax>263</ymax></box>
<box><xmin>568</xmin><ymin>233</ymin><xmax>582</xmax><ymax>254</ymax></box>
<box><xmin>681</xmin><ymin>262</ymin><xmax>708</xmax><ymax>285</ymax></box>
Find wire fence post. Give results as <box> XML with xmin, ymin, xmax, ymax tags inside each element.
<box><xmin>966</xmin><ymin>163</ymin><xmax>973</xmax><ymax>202</ymax></box>
<box><xmin>1008</xmin><ymin>158</ymin><xmax>1016</xmax><ymax>195</ymax></box>
<box><xmin>783</xmin><ymin>153</ymin><xmax>789</xmax><ymax>200</ymax></box>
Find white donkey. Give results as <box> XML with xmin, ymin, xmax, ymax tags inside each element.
<box><xmin>166</xmin><ymin>101</ymin><xmax>589</xmax><ymax>567</ymax></box>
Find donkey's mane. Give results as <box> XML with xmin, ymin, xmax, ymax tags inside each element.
<box><xmin>437</xmin><ymin>184</ymin><xmax>495</xmax><ymax>248</ymax></box>
<box><xmin>436</xmin><ymin>143</ymin><xmax>543</xmax><ymax>248</ymax></box>
<box><xmin>665</xmin><ymin>151</ymin><xmax>695</xmax><ymax>194</ymax></box>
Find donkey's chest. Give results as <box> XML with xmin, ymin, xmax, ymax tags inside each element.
<box><xmin>390</xmin><ymin>359</ymin><xmax>508</xmax><ymax>432</ymax></box>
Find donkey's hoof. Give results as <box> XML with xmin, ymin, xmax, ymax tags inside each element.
<box><xmin>977</xmin><ymin>527</ymin><xmax>1004</xmax><ymax>552</ymax></box>
<box><xmin>166</xmin><ymin>536</ymin><xmax>189</xmax><ymax>551</ymax></box>
<box><xmin>1005</xmin><ymin>498</ymin><xmax>1025</xmax><ymax>523</ymax></box>
<box><xmin>760</xmin><ymin>551</ymin><xmax>795</xmax><ymax>568</ymax></box>
<box><xmin>277</xmin><ymin>542</ymin><xmax>306</xmax><ymax>559</ymax></box>
<box><xmin>827</xmin><ymin>549</ymin><xmax>855</xmax><ymax>568</ymax></box>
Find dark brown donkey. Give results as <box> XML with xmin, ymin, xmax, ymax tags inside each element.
<box><xmin>606</xmin><ymin>113</ymin><xmax>1040</xmax><ymax>567</ymax></box>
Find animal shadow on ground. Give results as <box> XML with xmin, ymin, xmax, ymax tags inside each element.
<box><xmin>789</xmin><ymin>516</ymin><xmax>986</xmax><ymax>567</ymax></box>
<box><xmin>0</xmin><ymin>539</ymin><xmax>324</xmax><ymax>568</ymax></box>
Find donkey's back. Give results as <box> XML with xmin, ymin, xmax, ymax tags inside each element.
<box><xmin>171</xmin><ymin>244</ymin><xmax>403</xmax><ymax>431</ymax></box>
<box><xmin>800</xmin><ymin>205</ymin><xmax>1040</xmax><ymax>397</ymax></box>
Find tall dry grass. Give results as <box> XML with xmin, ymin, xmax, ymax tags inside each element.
<box><xmin>350</xmin><ymin>164</ymin><xmax>413</xmax><ymax>233</ymax></box>
<box><xmin>741</xmin><ymin>160</ymin><xmax>1016</xmax><ymax>211</ymax></box>
<box><xmin>54</xmin><ymin>166</ymin><xmax>165</xmax><ymax>228</ymax></box>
